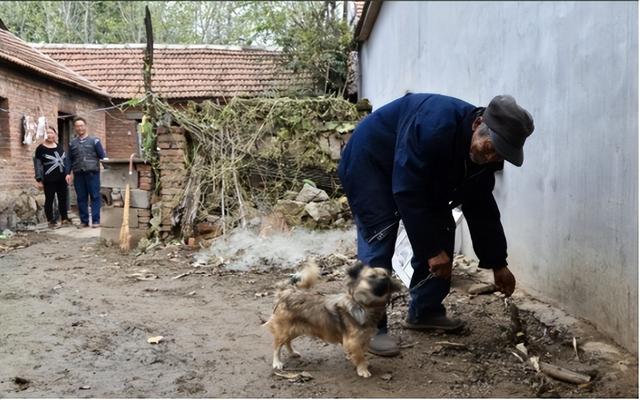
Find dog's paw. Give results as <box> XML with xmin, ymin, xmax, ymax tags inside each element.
<box><xmin>357</xmin><ymin>366</ymin><xmax>371</xmax><ymax>378</ymax></box>
<box><xmin>272</xmin><ymin>360</ymin><xmax>284</xmax><ymax>370</ymax></box>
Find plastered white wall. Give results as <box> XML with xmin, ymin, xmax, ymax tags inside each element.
<box><xmin>358</xmin><ymin>1</ymin><xmax>638</xmax><ymax>352</ymax></box>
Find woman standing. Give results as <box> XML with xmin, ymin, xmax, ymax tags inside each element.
<box><xmin>34</xmin><ymin>126</ymin><xmax>71</xmax><ymax>228</ymax></box>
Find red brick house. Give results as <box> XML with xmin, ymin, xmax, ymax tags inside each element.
<box><xmin>0</xmin><ymin>26</ymin><xmax>110</xmax><ymax>228</ymax></box>
<box><xmin>36</xmin><ymin>44</ymin><xmax>308</xmax><ymax>159</ymax></box>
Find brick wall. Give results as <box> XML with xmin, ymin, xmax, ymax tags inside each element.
<box><xmin>0</xmin><ymin>66</ymin><xmax>107</xmax><ymax>191</ymax></box>
<box><xmin>105</xmin><ymin>108</ymin><xmax>141</xmax><ymax>160</ymax></box>
<box><xmin>157</xmin><ymin>126</ymin><xmax>187</xmax><ymax>237</ymax></box>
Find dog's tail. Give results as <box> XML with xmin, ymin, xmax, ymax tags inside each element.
<box><xmin>273</xmin><ymin>257</ymin><xmax>321</xmax><ymax>292</ymax></box>
<box><xmin>288</xmin><ymin>257</ymin><xmax>321</xmax><ymax>289</ymax></box>
<box><xmin>264</xmin><ymin>258</ymin><xmax>321</xmax><ymax>328</ymax></box>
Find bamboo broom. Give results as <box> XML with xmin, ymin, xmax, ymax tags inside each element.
<box><xmin>119</xmin><ymin>153</ymin><xmax>135</xmax><ymax>252</ymax></box>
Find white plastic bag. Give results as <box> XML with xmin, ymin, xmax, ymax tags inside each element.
<box><xmin>22</xmin><ymin>115</ymin><xmax>36</xmax><ymax>145</ymax></box>
<box><xmin>391</xmin><ymin>208</ymin><xmax>464</xmax><ymax>287</ymax></box>
<box><xmin>36</xmin><ymin>116</ymin><xmax>47</xmax><ymax>140</ymax></box>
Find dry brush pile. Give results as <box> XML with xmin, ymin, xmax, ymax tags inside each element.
<box><xmin>152</xmin><ymin>96</ymin><xmax>363</xmax><ymax>237</ymax></box>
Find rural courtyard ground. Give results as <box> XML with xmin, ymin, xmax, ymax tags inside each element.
<box><xmin>0</xmin><ymin>225</ymin><xmax>637</xmax><ymax>398</ymax></box>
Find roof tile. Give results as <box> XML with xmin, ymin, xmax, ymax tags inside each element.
<box><xmin>0</xmin><ymin>29</ymin><xmax>109</xmax><ymax>97</ymax></box>
<box><xmin>35</xmin><ymin>44</ymin><xmax>309</xmax><ymax>99</ymax></box>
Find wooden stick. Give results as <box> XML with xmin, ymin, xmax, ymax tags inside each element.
<box><xmin>230</xmin><ymin>129</ymin><xmax>247</xmax><ymax>229</ymax></box>
<box><xmin>508</xmin><ymin>301</ymin><xmax>527</xmax><ymax>344</ymax></box>
<box><xmin>539</xmin><ymin>362</ymin><xmax>591</xmax><ymax>384</ymax></box>
<box><xmin>434</xmin><ymin>341</ymin><xmax>466</xmax><ymax>348</ymax></box>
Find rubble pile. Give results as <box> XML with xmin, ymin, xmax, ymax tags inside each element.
<box><xmin>273</xmin><ymin>183</ymin><xmax>350</xmax><ymax>230</ymax></box>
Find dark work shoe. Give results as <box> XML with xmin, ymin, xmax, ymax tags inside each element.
<box><xmin>403</xmin><ymin>315</ymin><xmax>465</xmax><ymax>332</ymax></box>
<box><xmin>368</xmin><ymin>333</ymin><xmax>400</xmax><ymax>357</ymax></box>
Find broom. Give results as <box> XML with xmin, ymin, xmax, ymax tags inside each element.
<box><xmin>119</xmin><ymin>153</ymin><xmax>135</xmax><ymax>252</ymax></box>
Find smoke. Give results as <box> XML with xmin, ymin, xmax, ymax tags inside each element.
<box><xmin>195</xmin><ymin>227</ymin><xmax>356</xmax><ymax>271</ymax></box>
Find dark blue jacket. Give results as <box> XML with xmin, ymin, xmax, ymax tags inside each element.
<box><xmin>338</xmin><ymin>93</ymin><xmax>507</xmax><ymax>269</ymax></box>
<box><xmin>68</xmin><ymin>135</ymin><xmax>106</xmax><ymax>173</ymax></box>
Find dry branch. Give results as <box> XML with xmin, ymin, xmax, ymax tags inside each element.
<box><xmin>151</xmin><ymin>96</ymin><xmax>360</xmax><ymax>237</ymax></box>
<box><xmin>539</xmin><ymin>362</ymin><xmax>592</xmax><ymax>384</ymax></box>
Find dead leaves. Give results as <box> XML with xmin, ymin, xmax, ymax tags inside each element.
<box><xmin>147</xmin><ymin>336</ymin><xmax>164</xmax><ymax>344</ymax></box>
<box><xmin>273</xmin><ymin>370</ymin><xmax>313</xmax><ymax>383</ymax></box>
<box><xmin>127</xmin><ymin>272</ymin><xmax>158</xmax><ymax>281</ymax></box>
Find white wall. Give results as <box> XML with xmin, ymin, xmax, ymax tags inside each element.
<box><xmin>359</xmin><ymin>1</ymin><xmax>638</xmax><ymax>352</ymax></box>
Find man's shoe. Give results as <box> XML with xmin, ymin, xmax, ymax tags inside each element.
<box><xmin>91</xmin><ymin>223</ymin><xmax>101</xmax><ymax>228</ymax></box>
<box><xmin>48</xmin><ymin>222</ymin><xmax>60</xmax><ymax>229</ymax></box>
<box><xmin>403</xmin><ymin>315</ymin><xmax>465</xmax><ymax>332</ymax></box>
<box><xmin>80</xmin><ymin>223</ymin><xmax>90</xmax><ymax>228</ymax></box>
<box><xmin>61</xmin><ymin>219</ymin><xmax>72</xmax><ymax>226</ymax></box>
<box><xmin>368</xmin><ymin>333</ymin><xmax>400</xmax><ymax>357</ymax></box>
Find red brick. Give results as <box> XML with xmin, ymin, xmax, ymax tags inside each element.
<box><xmin>136</xmin><ymin>164</ymin><xmax>152</xmax><ymax>172</ymax></box>
<box><xmin>158</xmin><ymin>149</ymin><xmax>184</xmax><ymax>157</ymax></box>
<box><xmin>105</xmin><ymin>110</ymin><xmax>140</xmax><ymax>160</ymax></box>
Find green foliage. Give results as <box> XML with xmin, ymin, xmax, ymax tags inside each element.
<box><xmin>0</xmin><ymin>1</ymin><xmax>355</xmax><ymax>95</ymax></box>
<box><xmin>138</xmin><ymin>115</ymin><xmax>156</xmax><ymax>165</ymax></box>
<box><xmin>0</xmin><ymin>1</ymin><xmax>284</xmax><ymax>45</ymax></box>
<box><xmin>253</xmin><ymin>1</ymin><xmax>355</xmax><ymax>95</ymax></box>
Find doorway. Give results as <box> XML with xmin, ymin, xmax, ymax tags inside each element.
<box><xmin>57</xmin><ymin>112</ymin><xmax>75</xmax><ymax>153</ymax></box>
<box><xmin>57</xmin><ymin>112</ymin><xmax>76</xmax><ymax>209</ymax></box>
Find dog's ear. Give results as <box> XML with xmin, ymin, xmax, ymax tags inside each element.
<box><xmin>346</xmin><ymin>261</ymin><xmax>366</xmax><ymax>279</ymax></box>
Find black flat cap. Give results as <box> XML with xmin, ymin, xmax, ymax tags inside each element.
<box><xmin>484</xmin><ymin>95</ymin><xmax>535</xmax><ymax>167</ymax></box>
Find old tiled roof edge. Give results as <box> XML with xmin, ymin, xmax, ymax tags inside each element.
<box><xmin>36</xmin><ymin>43</ymin><xmax>311</xmax><ymax>99</ymax></box>
<box><xmin>0</xmin><ymin>30</ymin><xmax>110</xmax><ymax>98</ymax></box>
<box><xmin>354</xmin><ymin>0</ymin><xmax>383</xmax><ymax>43</ymax></box>
<box><xmin>31</xmin><ymin>43</ymin><xmax>282</xmax><ymax>52</ymax></box>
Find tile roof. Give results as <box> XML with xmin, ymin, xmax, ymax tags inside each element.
<box><xmin>34</xmin><ymin>44</ymin><xmax>310</xmax><ymax>100</ymax></box>
<box><xmin>0</xmin><ymin>28</ymin><xmax>109</xmax><ymax>98</ymax></box>
<box><xmin>354</xmin><ymin>1</ymin><xmax>366</xmax><ymax>23</ymax></box>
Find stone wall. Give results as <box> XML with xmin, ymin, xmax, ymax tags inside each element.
<box><xmin>0</xmin><ymin>188</ymin><xmax>47</xmax><ymax>230</ymax></box>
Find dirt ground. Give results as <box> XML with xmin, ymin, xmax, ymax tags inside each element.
<box><xmin>0</xmin><ymin>226</ymin><xmax>637</xmax><ymax>398</ymax></box>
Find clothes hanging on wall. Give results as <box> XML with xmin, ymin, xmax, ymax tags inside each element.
<box><xmin>36</xmin><ymin>116</ymin><xmax>47</xmax><ymax>140</ymax></box>
<box><xmin>22</xmin><ymin>114</ymin><xmax>37</xmax><ymax>145</ymax></box>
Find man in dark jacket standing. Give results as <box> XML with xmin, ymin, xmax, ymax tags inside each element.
<box><xmin>65</xmin><ymin>117</ymin><xmax>106</xmax><ymax>228</ymax></box>
<box><xmin>337</xmin><ymin>93</ymin><xmax>534</xmax><ymax>356</ymax></box>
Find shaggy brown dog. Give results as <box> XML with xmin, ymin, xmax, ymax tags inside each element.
<box><xmin>264</xmin><ymin>260</ymin><xmax>402</xmax><ymax>378</ymax></box>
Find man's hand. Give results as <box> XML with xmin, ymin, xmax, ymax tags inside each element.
<box><xmin>65</xmin><ymin>174</ymin><xmax>72</xmax><ymax>185</ymax></box>
<box><xmin>493</xmin><ymin>266</ymin><xmax>516</xmax><ymax>296</ymax></box>
<box><xmin>36</xmin><ymin>181</ymin><xmax>43</xmax><ymax>189</ymax></box>
<box><xmin>428</xmin><ymin>251</ymin><xmax>452</xmax><ymax>280</ymax></box>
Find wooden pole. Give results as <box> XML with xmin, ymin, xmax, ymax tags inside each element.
<box><xmin>143</xmin><ymin>6</ymin><xmax>155</xmax><ymax>117</ymax></box>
